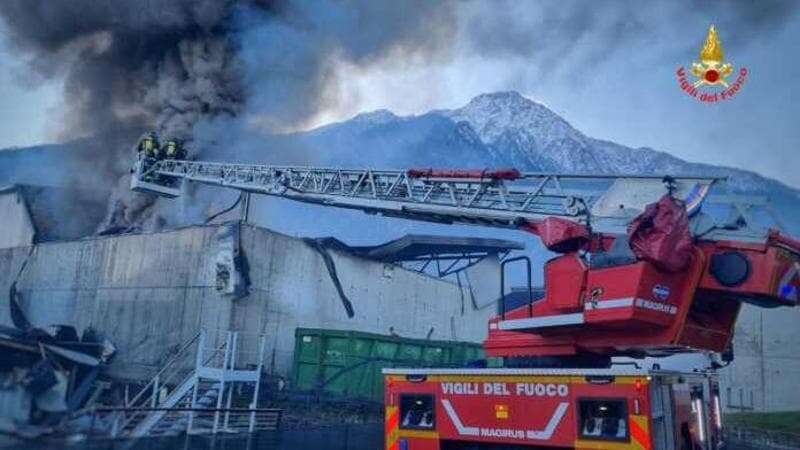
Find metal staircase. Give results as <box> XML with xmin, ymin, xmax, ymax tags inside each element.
<box><xmin>107</xmin><ymin>330</ymin><xmax>270</xmax><ymax>438</ymax></box>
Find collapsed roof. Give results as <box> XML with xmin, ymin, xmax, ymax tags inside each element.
<box><xmin>0</xmin><ymin>184</ymin><xmax>108</xmax><ymax>243</ymax></box>
<box><xmin>311</xmin><ymin>234</ymin><xmax>524</xmax><ymax>277</ymax></box>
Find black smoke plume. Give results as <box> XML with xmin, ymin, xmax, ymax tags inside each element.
<box><xmin>1</xmin><ymin>0</ymin><xmax>252</xmax><ymax>141</ymax></box>
<box><xmin>0</xmin><ymin>0</ymin><xmax>456</xmax><ymax>233</ymax></box>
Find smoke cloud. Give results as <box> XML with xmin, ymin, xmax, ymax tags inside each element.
<box><xmin>0</xmin><ymin>0</ymin><xmax>457</xmax><ymax>233</ymax></box>
<box><xmin>0</xmin><ymin>0</ymin><xmax>250</xmax><ymax>142</ymax></box>
<box><xmin>238</xmin><ymin>2</ymin><xmax>456</xmax><ymax>132</ymax></box>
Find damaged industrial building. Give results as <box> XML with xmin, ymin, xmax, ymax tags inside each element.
<box><xmin>0</xmin><ymin>152</ymin><xmax>798</xmax><ymax>445</ymax></box>
<box><xmin>0</xmin><ymin>184</ymin><xmax>513</xmax><ymax>439</ymax></box>
<box><xmin>1</xmin><ymin>159</ymin><xmax>799</xmax><ymax>448</ymax></box>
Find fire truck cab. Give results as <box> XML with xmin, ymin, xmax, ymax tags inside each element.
<box><xmin>384</xmin><ymin>367</ymin><xmax>722</xmax><ymax>450</ymax></box>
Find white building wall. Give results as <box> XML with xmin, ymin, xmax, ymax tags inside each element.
<box><xmin>0</xmin><ymin>224</ymin><xmax>494</xmax><ymax>380</ymax></box>
<box><xmin>236</xmin><ymin>225</ymin><xmax>494</xmax><ymax>376</ymax></box>
<box><xmin>720</xmin><ymin>304</ymin><xmax>800</xmax><ymax>412</ymax></box>
<box><xmin>0</xmin><ymin>189</ymin><xmax>35</xmax><ymax>249</ymax></box>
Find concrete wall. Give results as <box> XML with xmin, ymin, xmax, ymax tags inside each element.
<box><xmin>719</xmin><ymin>304</ymin><xmax>800</xmax><ymax>412</ymax></box>
<box><xmin>0</xmin><ymin>223</ymin><xmax>494</xmax><ymax>380</ymax></box>
<box><xmin>0</xmin><ymin>190</ymin><xmax>34</xmax><ymax>249</ymax></box>
<box><xmin>7</xmin><ymin>217</ymin><xmax>795</xmax><ymax>410</ymax></box>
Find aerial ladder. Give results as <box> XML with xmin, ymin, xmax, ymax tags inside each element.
<box><xmin>130</xmin><ymin>150</ymin><xmax>800</xmax><ymax>362</ymax></box>
<box><xmin>131</xmin><ymin>142</ymin><xmax>800</xmax><ymax>450</ymax></box>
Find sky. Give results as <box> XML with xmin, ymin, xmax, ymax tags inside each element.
<box><xmin>0</xmin><ymin>1</ymin><xmax>798</xmax><ymax>188</ymax></box>
<box><xmin>0</xmin><ymin>32</ymin><xmax>61</xmax><ymax>148</ymax></box>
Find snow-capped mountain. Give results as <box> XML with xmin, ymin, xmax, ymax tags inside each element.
<box><xmin>282</xmin><ymin>90</ymin><xmax>798</xmax><ymax>237</ymax></box>
<box><xmin>443</xmin><ymin>91</ymin><xmax>591</xmax><ymax>170</ymax></box>
<box><xmin>304</xmin><ymin>91</ymin><xmax>795</xmax><ymax>197</ymax></box>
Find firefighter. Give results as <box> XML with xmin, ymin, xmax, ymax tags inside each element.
<box><xmin>164</xmin><ymin>138</ymin><xmax>179</xmax><ymax>159</ymax></box>
<box><xmin>164</xmin><ymin>138</ymin><xmax>188</xmax><ymax>160</ymax></box>
<box><xmin>138</xmin><ymin>132</ymin><xmax>161</xmax><ymax>159</ymax></box>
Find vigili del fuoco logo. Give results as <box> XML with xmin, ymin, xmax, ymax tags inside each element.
<box><xmin>676</xmin><ymin>25</ymin><xmax>748</xmax><ymax>103</ymax></box>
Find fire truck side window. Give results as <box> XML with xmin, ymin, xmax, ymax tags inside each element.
<box><xmin>578</xmin><ymin>398</ymin><xmax>629</xmax><ymax>441</ymax></box>
<box><xmin>399</xmin><ymin>394</ymin><xmax>435</xmax><ymax>430</ymax></box>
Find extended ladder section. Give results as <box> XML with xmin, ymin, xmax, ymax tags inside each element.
<box><xmin>131</xmin><ymin>155</ymin><xmax>769</xmax><ymax>240</ymax></box>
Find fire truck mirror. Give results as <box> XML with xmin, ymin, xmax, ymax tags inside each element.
<box><xmin>399</xmin><ymin>394</ymin><xmax>435</xmax><ymax>430</ymax></box>
<box><xmin>578</xmin><ymin>398</ymin><xmax>629</xmax><ymax>441</ymax></box>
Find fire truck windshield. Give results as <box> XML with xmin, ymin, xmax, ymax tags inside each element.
<box><xmin>400</xmin><ymin>394</ymin><xmax>435</xmax><ymax>430</ymax></box>
<box><xmin>578</xmin><ymin>398</ymin><xmax>629</xmax><ymax>441</ymax></box>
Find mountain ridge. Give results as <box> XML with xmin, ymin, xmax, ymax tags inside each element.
<box><xmin>310</xmin><ymin>91</ymin><xmax>797</xmax><ymax>196</ymax></box>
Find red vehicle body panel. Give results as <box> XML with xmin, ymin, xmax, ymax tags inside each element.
<box><xmin>484</xmin><ymin>234</ymin><xmax>800</xmax><ymax>359</ymax></box>
<box><xmin>384</xmin><ymin>368</ymin><xmax>721</xmax><ymax>450</ymax></box>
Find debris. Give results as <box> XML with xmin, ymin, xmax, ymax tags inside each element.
<box><xmin>0</xmin><ymin>250</ymin><xmax>116</xmax><ymax>439</ymax></box>
<box><xmin>214</xmin><ymin>222</ymin><xmax>250</xmax><ymax>299</ymax></box>
<box><xmin>24</xmin><ymin>359</ymin><xmax>57</xmax><ymax>397</ymax></box>
<box><xmin>304</xmin><ymin>238</ymin><xmax>356</xmax><ymax>318</ymax></box>
<box><xmin>33</xmin><ymin>370</ymin><xmax>68</xmax><ymax>413</ymax></box>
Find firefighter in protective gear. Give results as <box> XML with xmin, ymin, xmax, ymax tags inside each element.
<box><xmin>138</xmin><ymin>132</ymin><xmax>161</xmax><ymax>159</ymax></box>
<box><xmin>163</xmin><ymin>138</ymin><xmax>185</xmax><ymax>160</ymax></box>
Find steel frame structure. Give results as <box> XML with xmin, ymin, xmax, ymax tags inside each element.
<box><xmin>132</xmin><ymin>155</ymin><xmax>773</xmax><ymax>240</ymax></box>
<box><xmin>401</xmin><ymin>248</ymin><xmax>513</xmax><ymax>278</ymax></box>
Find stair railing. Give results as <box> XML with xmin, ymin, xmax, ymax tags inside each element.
<box><xmin>88</xmin><ymin>329</ymin><xmax>265</xmax><ymax>438</ymax></box>
<box><xmin>109</xmin><ymin>331</ymin><xmax>202</xmax><ymax>436</ymax></box>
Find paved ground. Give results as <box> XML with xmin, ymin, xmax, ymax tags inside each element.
<box><xmin>0</xmin><ymin>427</ymin><xmax>775</xmax><ymax>450</ymax></box>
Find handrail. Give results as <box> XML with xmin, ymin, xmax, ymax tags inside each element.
<box><xmin>114</xmin><ymin>331</ymin><xmax>207</xmax><ymax>435</ymax></box>
<box><xmin>125</xmin><ymin>331</ymin><xmax>202</xmax><ymax>408</ymax></box>
<box><xmin>85</xmin><ymin>407</ymin><xmax>282</xmax><ymax>436</ymax></box>
<box><xmin>120</xmin><ymin>330</ymin><xmax>231</xmax><ymax>418</ymax></box>
<box><xmin>92</xmin><ymin>406</ymin><xmax>281</xmax><ymax>413</ymax></box>
<box><xmin>98</xmin><ymin>330</ymin><xmax>262</xmax><ymax>438</ymax></box>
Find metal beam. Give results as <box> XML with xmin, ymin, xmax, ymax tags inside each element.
<box><xmin>131</xmin><ymin>156</ymin><xmax>767</xmax><ymax>239</ymax></box>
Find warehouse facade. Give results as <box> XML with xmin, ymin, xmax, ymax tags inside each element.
<box><xmin>0</xmin><ymin>223</ymin><xmax>495</xmax><ymax>380</ymax></box>
<box><xmin>0</xmin><ymin>188</ymin><xmax>798</xmax><ymax>411</ymax></box>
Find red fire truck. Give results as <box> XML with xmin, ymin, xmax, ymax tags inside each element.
<box><xmin>384</xmin><ymin>368</ymin><xmax>721</xmax><ymax>450</ymax></box>
<box><xmin>381</xmin><ymin>223</ymin><xmax>799</xmax><ymax>450</ymax></box>
<box><xmin>131</xmin><ymin>148</ymin><xmax>800</xmax><ymax>450</ymax></box>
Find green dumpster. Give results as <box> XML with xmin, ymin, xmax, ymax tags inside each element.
<box><xmin>291</xmin><ymin>328</ymin><xmax>490</xmax><ymax>402</ymax></box>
